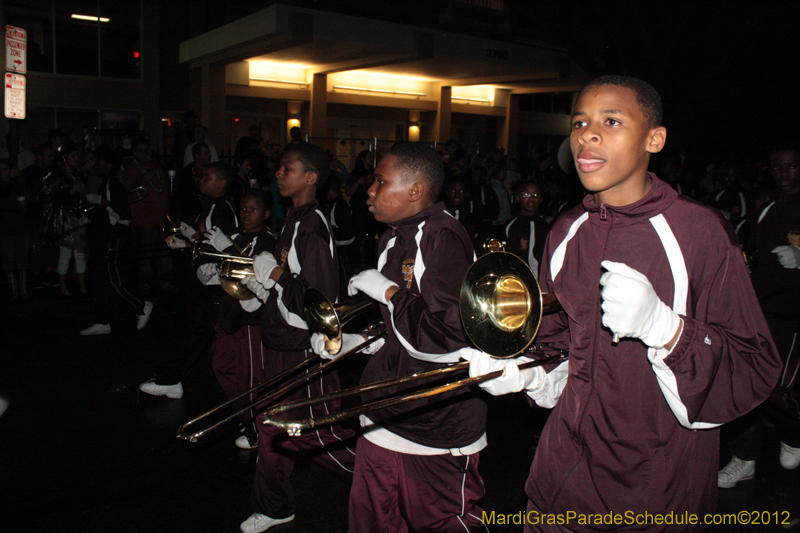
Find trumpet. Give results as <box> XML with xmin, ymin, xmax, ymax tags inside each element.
<box><xmin>260</xmin><ymin>251</ymin><xmax>567</xmax><ymax>436</ymax></box>
<box><xmin>177</xmin><ymin>288</ymin><xmax>384</xmax><ymax>442</ymax></box>
<box><xmin>191</xmin><ymin>242</ymin><xmax>256</xmax><ymax>300</ymax></box>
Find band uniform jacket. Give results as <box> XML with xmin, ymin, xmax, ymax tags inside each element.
<box><xmin>527</xmin><ymin>175</ymin><xmax>781</xmax><ymax>531</ymax></box>
<box><xmin>216</xmin><ymin>227</ymin><xmax>276</xmax><ymax>334</ymax></box>
<box><xmin>504</xmin><ymin>214</ymin><xmax>549</xmax><ymax>278</ymax></box>
<box><xmin>260</xmin><ymin>200</ymin><xmax>338</xmax><ymax>352</ymax></box>
<box><xmin>360</xmin><ymin>202</ymin><xmax>487</xmax><ymax>449</ymax></box>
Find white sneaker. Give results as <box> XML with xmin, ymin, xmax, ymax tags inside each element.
<box><xmin>136</xmin><ymin>301</ymin><xmax>154</xmax><ymax>330</ymax></box>
<box><xmin>240</xmin><ymin>513</ymin><xmax>294</xmax><ymax>533</ymax></box>
<box><xmin>779</xmin><ymin>442</ymin><xmax>800</xmax><ymax>470</ymax></box>
<box><xmin>718</xmin><ymin>456</ymin><xmax>755</xmax><ymax>488</ymax></box>
<box><xmin>139</xmin><ymin>379</ymin><xmax>184</xmax><ymax>399</ymax></box>
<box><xmin>236</xmin><ymin>435</ymin><xmax>258</xmax><ymax>449</ymax></box>
<box><xmin>80</xmin><ymin>323</ymin><xmax>111</xmax><ymax>336</ymax></box>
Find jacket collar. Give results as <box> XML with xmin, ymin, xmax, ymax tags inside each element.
<box><xmin>285</xmin><ymin>199</ymin><xmax>319</xmax><ymax>223</ymax></box>
<box><xmin>582</xmin><ymin>173</ymin><xmax>678</xmax><ymax>227</ymax></box>
<box><xmin>388</xmin><ymin>202</ymin><xmax>446</xmax><ymax>236</ymax></box>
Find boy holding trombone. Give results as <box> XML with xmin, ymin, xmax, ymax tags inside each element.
<box><xmin>326</xmin><ymin>143</ymin><xmax>488</xmax><ymax>532</ymax></box>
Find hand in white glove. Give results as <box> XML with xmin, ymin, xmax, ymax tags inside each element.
<box><xmin>460</xmin><ymin>347</ymin><xmax>544</xmax><ymax>396</ymax></box>
<box><xmin>599</xmin><ymin>260</ymin><xmax>682</xmax><ymax>348</ymax></box>
<box><xmin>252</xmin><ymin>251</ymin><xmax>279</xmax><ymax>289</ymax></box>
<box><xmin>166</xmin><ymin>235</ymin><xmax>189</xmax><ymax>249</ymax></box>
<box><xmin>180</xmin><ymin>222</ymin><xmax>197</xmax><ymax>241</ymax></box>
<box><xmin>204</xmin><ymin>226</ymin><xmax>235</xmax><ymax>252</ymax></box>
<box><xmin>242</xmin><ymin>275</ymin><xmax>269</xmax><ymax>302</ymax></box>
<box><xmin>348</xmin><ymin>269</ymin><xmax>398</xmax><ymax>305</ymax></box>
<box><xmin>85</xmin><ymin>193</ymin><xmax>102</xmax><ymax>205</ymax></box>
<box><xmin>772</xmin><ymin>246</ymin><xmax>800</xmax><ymax>270</ymax></box>
<box><xmin>196</xmin><ymin>263</ymin><xmax>219</xmax><ymax>284</ymax></box>
<box><xmin>311</xmin><ymin>332</ymin><xmax>367</xmax><ymax>360</ymax></box>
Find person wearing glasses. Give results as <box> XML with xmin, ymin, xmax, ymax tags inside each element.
<box><xmin>505</xmin><ymin>180</ymin><xmax>549</xmax><ymax>277</ymax></box>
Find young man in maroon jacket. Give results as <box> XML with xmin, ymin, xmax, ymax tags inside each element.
<box><xmin>317</xmin><ymin>143</ymin><xmax>488</xmax><ymax>532</ymax></box>
<box><xmin>464</xmin><ymin>75</ymin><xmax>781</xmax><ymax>532</ymax></box>
<box><xmin>240</xmin><ymin>143</ymin><xmax>356</xmax><ymax>533</ymax></box>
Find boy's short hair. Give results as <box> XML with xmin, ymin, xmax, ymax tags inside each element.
<box><xmin>771</xmin><ymin>140</ymin><xmax>800</xmax><ymax>157</ymax></box>
<box><xmin>514</xmin><ymin>179</ymin><xmax>541</xmax><ymax>196</ymax></box>
<box><xmin>579</xmin><ymin>75</ymin><xmax>663</xmax><ymax>129</ymax></box>
<box><xmin>192</xmin><ymin>142</ymin><xmax>209</xmax><ymax>158</ymax></box>
<box><xmin>285</xmin><ymin>142</ymin><xmax>330</xmax><ymax>190</ymax></box>
<box><xmin>387</xmin><ymin>142</ymin><xmax>446</xmax><ymax>199</ymax></box>
<box><xmin>205</xmin><ymin>162</ymin><xmax>234</xmax><ymax>193</ymax></box>
<box><xmin>242</xmin><ymin>188</ymin><xmax>270</xmax><ymax>211</ymax></box>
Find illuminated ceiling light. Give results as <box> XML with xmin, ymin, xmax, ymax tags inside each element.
<box><xmin>249</xmin><ymin>77</ymin><xmax>308</xmax><ymax>87</ymax></box>
<box><xmin>452</xmin><ymin>96</ymin><xmax>490</xmax><ymax>103</ymax></box>
<box><xmin>71</xmin><ymin>14</ymin><xmax>110</xmax><ymax>22</ymax></box>
<box><xmin>333</xmin><ymin>85</ymin><xmax>426</xmax><ymax>97</ymax></box>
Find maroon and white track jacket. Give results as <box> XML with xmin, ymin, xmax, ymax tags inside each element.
<box><xmin>526</xmin><ymin>175</ymin><xmax>781</xmax><ymax>530</ymax></box>
<box><xmin>360</xmin><ymin>202</ymin><xmax>487</xmax><ymax>450</ymax></box>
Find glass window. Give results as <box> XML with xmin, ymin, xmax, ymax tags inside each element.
<box><xmin>54</xmin><ymin>0</ymin><xmax>100</xmax><ymax>76</ymax></box>
<box><xmin>99</xmin><ymin>1</ymin><xmax>140</xmax><ymax>78</ymax></box>
<box><xmin>5</xmin><ymin>0</ymin><xmax>55</xmax><ymax>73</ymax></box>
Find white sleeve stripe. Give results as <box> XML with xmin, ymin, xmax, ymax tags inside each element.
<box><xmin>274</xmin><ymin>282</ymin><xmax>308</xmax><ymax>329</ymax></box>
<box><xmin>528</xmin><ymin>220</ymin><xmax>538</xmax><ymax>277</ymax></box>
<box><xmin>377</xmin><ymin>236</ymin><xmax>396</xmax><ymax>271</ymax></box>
<box><xmin>757</xmin><ymin>201</ymin><xmax>775</xmax><ymax>224</ymax></box>
<box><xmin>550</xmin><ymin>212</ymin><xmax>589</xmax><ymax>281</ymax></box>
<box><xmin>648</xmin><ymin>214</ymin><xmax>720</xmax><ymax>429</ymax></box>
<box><xmin>287</xmin><ymin>221</ymin><xmax>302</xmax><ymax>274</ymax></box>
<box><xmin>413</xmin><ymin>221</ymin><xmax>427</xmax><ymax>289</ymax></box>
<box><xmin>387</xmin><ymin>300</ymin><xmax>463</xmax><ymax>363</ymax></box>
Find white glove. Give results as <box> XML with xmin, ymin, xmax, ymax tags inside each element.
<box><xmin>252</xmin><ymin>251</ymin><xmax>279</xmax><ymax>289</ymax></box>
<box><xmin>166</xmin><ymin>235</ymin><xmax>189</xmax><ymax>249</ymax></box>
<box><xmin>180</xmin><ymin>222</ymin><xmax>197</xmax><ymax>241</ymax></box>
<box><xmin>85</xmin><ymin>193</ymin><xmax>102</xmax><ymax>205</ymax></box>
<box><xmin>348</xmin><ymin>269</ymin><xmax>398</xmax><ymax>305</ymax></box>
<box><xmin>599</xmin><ymin>260</ymin><xmax>682</xmax><ymax>349</ymax></box>
<box><xmin>772</xmin><ymin>246</ymin><xmax>800</xmax><ymax>269</ymax></box>
<box><xmin>242</xmin><ymin>275</ymin><xmax>269</xmax><ymax>302</ymax></box>
<box><xmin>311</xmin><ymin>332</ymin><xmax>367</xmax><ymax>360</ymax></box>
<box><xmin>460</xmin><ymin>347</ymin><xmax>544</xmax><ymax>396</ymax></box>
<box><xmin>196</xmin><ymin>263</ymin><xmax>219</xmax><ymax>285</ymax></box>
<box><xmin>204</xmin><ymin>226</ymin><xmax>235</xmax><ymax>252</ymax></box>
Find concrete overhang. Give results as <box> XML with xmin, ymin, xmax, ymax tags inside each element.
<box><xmin>179</xmin><ymin>3</ymin><xmax>587</xmax><ymax>90</ymax></box>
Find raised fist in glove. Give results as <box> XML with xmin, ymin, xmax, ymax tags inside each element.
<box><xmin>179</xmin><ymin>222</ymin><xmax>197</xmax><ymax>242</ymax></box>
<box><xmin>460</xmin><ymin>347</ymin><xmax>544</xmax><ymax>396</ymax></box>
<box><xmin>311</xmin><ymin>332</ymin><xmax>367</xmax><ymax>360</ymax></box>
<box><xmin>242</xmin><ymin>275</ymin><xmax>269</xmax><ymax>302</ymax></box>
<box><xmin>772</xmin><ymin>246</ymin><xmax>800</xmax><ymax>270</ymax></box>
<box><xmin>204</xmin><ymin>226</ymin><xmax>234</xmax><ymax>252</ymax></box>
<box><xmin>166</xmin><ymin>234</ymin><xmax>189</xmax><ymax>249</ymax></box>
<box><xmin>196</xmin><ymin>263</ymin><xmax>219</xmax><ymax>284</ymax></box>
<box><xmin>599</xmin><ymin>260</ymin><xmax>682</xmax><ymax>349</ymax></box>
<box><xmin>252</xmin><ymin>251</ymin><xmax>279</xmax><ymax>289</ymax></box>
<box><xmin>348</xmin><ymin>269</ymin><xmax>398</xmax><ymax>305</ymax></box>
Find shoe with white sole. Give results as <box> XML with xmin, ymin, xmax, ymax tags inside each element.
<box><xmin>139</xmin><ymin>379</ymin><xmax>183</xmax><ymax>399</ymax></box>
<box><xmin>718</xmin><ymin>456</ymin><xmax>755</xmax><ymax>488</ymax></box>
<box><xmin>80</xmin><ymin>323</ymin><xmax>111</xmax><ymax>336</ymax></box>
<box><xmin>136</xmin><ymin>301</ymin><xmax>154</xmax><ymax>330</ymax></box>
<box><xmin>240</xmin><ymin>513</ymin><xmax>294</xmax><ymax>533</ymax></box>
<box><xmin>779</xmin><ymin>442</ymin><xmax>800</xmax><ymax>470</ymax></box>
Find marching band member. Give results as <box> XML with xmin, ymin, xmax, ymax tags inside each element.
<box><xmin>139</xmin><ymin>162</ymin><xmax>239</xmax><ymax>399</ymax></box>
<box><xmin>202</xmin><ymin>189</ymin><xmax>276</xmax><ymax>449</ymax></box>
<box><xmin>337</xmin><ymin>143</ymin><xmax>488</xmax><ymax>532</ymax></box>
<box><xmin>240</xmin><ymin>143</ymin><xmax>356</xmax><ymax>533</ymax></box>
<box><xmin>504</xmin><ymin>180</ymin><xmax>549</xmax><ymax>277</ymax></box>
<box><xmin>465</xmin><ymin>75</ymin><xmax>781</xmax><ymax>532</ymax></box>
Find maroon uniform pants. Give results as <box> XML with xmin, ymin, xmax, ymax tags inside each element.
<box><xmin>349</xmin><ymin>437</ymin><xmax>487</xmax><ymax>533</ymax></box>
<box><xmin>211</xmin><ymin>324</ymin><xmax>266</xmax><ymax>444</ymax></box>
<box><xmin>251</xmin><ymin>348</ymin><xmax>357</xmax><ymax>519</ymax></box>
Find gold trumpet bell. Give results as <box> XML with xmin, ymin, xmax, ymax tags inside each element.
<box><xmin>303</xmin><ymin>288</ymin><xmax>382</xmax><ymax>355</ymax></box>
<box><xmin>218</xmin><ymin>261</ymin><xmax>256</xmax><ymax>300</ymax></box>
<box><xmin>460</xmin><ymin>251</ymin><xmax>542</xmax><ymax>358</ymax></box>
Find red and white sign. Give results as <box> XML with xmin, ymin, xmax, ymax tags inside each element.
<box><xmin>5</xmin><ymin>25</ymin><xmax>26</xmax><ymax>74</ymax></box>
<box><xmin>5</xmin><ymin>73</ymin><xmax>25</xmax><ymax>119</ymax></box>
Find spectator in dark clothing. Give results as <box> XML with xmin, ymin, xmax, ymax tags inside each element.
<box><xmin>0</xmin><ymin>159</ymin><xmax>31</xmax><ymax>301</ymax></box>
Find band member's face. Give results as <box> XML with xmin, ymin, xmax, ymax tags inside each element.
<box><xmin>133</xmin><ymin>143</ymin><xmax>150</xmax><ymax>163</ymax></box>
<box><xmin>240</xmin><ymin>196</ymin><xmax>269</xmax><ymax>232</ymax></box>
<box><xmin>446</xmin><ymin>181</ymin><xmax>468</xmax><ymax>207</ymax></box>
<box><xmin>368</xmin><ymin>154</ymin><xmax>420</xmax><ymax>224</ymax></box>
<box><xmin>275</xmin><ymin>151</ymin><xmax>314</xmax><ymax>199</ymax></box>
<box><xmin>771</xmin><ymin>150</ymin><xmax>800</xmax><ymax>196</ymax></box>
<box><xmin>517</xmin><ymin>183</ymin><xmax>543</xmax><ymax>216</ymax></box>
<box><xmin>199</xmin><ymin>167</ymin><xmax>225</xmax><ymax>198</ymax></box>
<box><xmin>65</xmin><ymin>150</ymin><xmax>81</xmax><ymax>169</ymax></box>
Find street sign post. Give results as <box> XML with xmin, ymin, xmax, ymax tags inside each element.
<box><xmin>5</xmin><ymin>72</ymin><xmax>25</xmax><ymax>119</ymax></box>
<box><xmin>5</xmin><ymin>25</ymin><xmax>26</xmax><ymax>74</ymax></box>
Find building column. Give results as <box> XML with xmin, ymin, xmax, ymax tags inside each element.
<box><xmin>499</xmin><ymin>93</ymin><xmax>520</xmax><ymax>157</ymax></box>
<box><xmin>309</xmin><ymin>73</ymin><xmax>327</xmax><ymax>140</ymax></box>
<box><xmin>201</xmin><ymin>61</ymin><xmax>226</xmax><ymax>159</ymax></box>
<box><xmin>433</xmin><ymin>85</ymin><xmax>452</xmax><ymax>143</ymax></box>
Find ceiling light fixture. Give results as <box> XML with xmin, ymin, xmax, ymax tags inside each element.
<box><xmin>71</xmin><ymin>14</ymin><xmax>110</xmax><ymax>22</ymax></box>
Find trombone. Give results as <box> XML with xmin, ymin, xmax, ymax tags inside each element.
<box><xmin>260</xmin><ymin>251</ymin><xmax>567</xmax><ymax>436</ymax></box>
<box><xmin>177</xmin><ymin>289</ymin><xmax>383</xmax><ymax>442</ymax></box>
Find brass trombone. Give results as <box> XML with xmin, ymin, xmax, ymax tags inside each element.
<box><xmin>177</xmin><ymin>288</ymin><xmax>384</xmax><ymax>442</ymax></box>
<box><xmin>260</xmin><ymin>251</ymin><xmax>567</xmax><ymax>436</ymax></box>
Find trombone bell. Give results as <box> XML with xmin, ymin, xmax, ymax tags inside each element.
<box><xmin>303</xmin><ymin>288</ymin><xmax>381</xmax><ymax>355</ymax></box>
